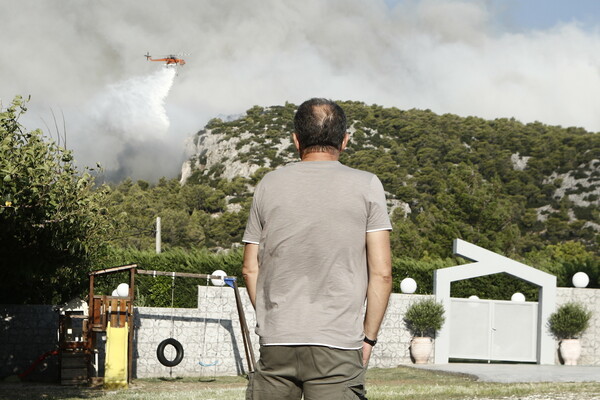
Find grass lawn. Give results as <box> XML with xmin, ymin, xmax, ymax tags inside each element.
<box><xmin>1</xmin><ymin>366</ymin><xmax>599</xmax><ymax>400</ymax></box>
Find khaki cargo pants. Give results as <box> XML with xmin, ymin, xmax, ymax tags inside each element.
<box><xmin>246</xmin><ymin>345</ymin><xmax>367</xmax><ymax>400</ymax></box>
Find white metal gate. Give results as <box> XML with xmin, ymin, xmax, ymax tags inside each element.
<box><xmin>448</xmin><ymin>298</ymin><xmax>538</xmax><ymax>362</ymax></box>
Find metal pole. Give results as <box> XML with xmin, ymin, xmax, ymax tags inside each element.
<box><xmin>155</xmin><ymin>217</ymin><xmax>161</xmax><ymax>254</ymax></box>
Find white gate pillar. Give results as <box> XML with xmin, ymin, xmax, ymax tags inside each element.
<box><xmin>433</xmin><ymin>267</ymin><xmax>451</xmax><ymax>364</ymax></box>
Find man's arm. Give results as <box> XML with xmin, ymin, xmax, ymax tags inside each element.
<box><xmin>362</xmin><ymin>230</ymin><xmax>393</xmax><ymax>365</ymax></box>
<box><xmin>242</xmin><ymin>243</ymin><xmax>260</xmax><ymax>309</ymax></box>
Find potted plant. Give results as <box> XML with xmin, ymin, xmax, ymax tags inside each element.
<box><xmin>403</xmin><ymin>298</ymin><xmax>445</xmax><ymax>364</ymax></box>
<box><xmin>547</xmin><ymin>302</ymin><xmax>592</xmax><ymax>365</ymax></box>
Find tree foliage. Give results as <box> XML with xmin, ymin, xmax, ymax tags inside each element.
<box><xmin>181</xmin><ymin>101</ymin><xmax>599</xmax><ymax>261</ymax></box>
<box><xmin>403</xmin><ymin>299</ymin><xmax>445</xmax><ymax>337</ymax></box>
<box><xmin>104</xmin><ymin>177</ymin><xmax>251</xmax><ymax>251</ymax></box>
<box><xmin>0</xmin><ymin>97</ymin><xmax>111</xmax><ymax>304</ymax></box>
<box><xmin>5</xmin><ymin>97</ymin><xmax>597</xmax><ymax>305</ymax></box>
<box><xmin>547</xmin><ymin>302</ymin><xmax>592</xmax><ymax>339</ymax></box>
<box><xmin>102</xmin><ymin>101</ymin><xmax>599</xmax><ymax>302</ymax></box>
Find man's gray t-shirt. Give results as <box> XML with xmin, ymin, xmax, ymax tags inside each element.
<box><xmin>242</xmin><ymin>161</ymin><xmax>392</xmax><ymax>349</ymax></box>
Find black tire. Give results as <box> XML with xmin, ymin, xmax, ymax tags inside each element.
<box><xmin>156</xmin><ymin>338</ymin><xmax>184</xmax><ymax>367</ymax></box>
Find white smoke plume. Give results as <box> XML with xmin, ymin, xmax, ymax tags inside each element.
<box><xmin>89</xmin><ymin>68</ymin><xmax>175</xmax><ymax>142</ymax></box>
<box><xmin>1</xmin><ymin>0</ymin><xmax>599</xmax><ymax>181</ymax></box>
<box><xmin>76</xmin><ymin>68</ymin><xmax>176</xmax><ymax>180</ymax></box>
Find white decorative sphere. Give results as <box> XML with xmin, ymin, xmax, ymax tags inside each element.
<box><xmin>211</xmin><ymin>270</ymin><xmax>227</xmax><ymax>286</ymax></box>
<box><xmin>111</xmin><ymin>289</ymin><xmax>119</xmax><ymax>297</ymax></box>
<box><xmin>468</xmin><ymin>295</ymin><xmax>479</xmax><ymax>300</ymax></box>
<box><xmin>400</xmin><ymin>278</ymin><xmax>417</xmax><ymax>294</ymax></box>
<box><xmin>572</xmin><ymin>272</ymin><xmax>589</xmax><ymax>288</ymax></box>
<box><xmin>511</xmin><ymin>292</ymin><xmax>526</xmax><ymax>302</ymax></box>
<box><xmin>116</xmin><ymin>283</ymin><xmax>129</xmax><ymax>297</ymax></box>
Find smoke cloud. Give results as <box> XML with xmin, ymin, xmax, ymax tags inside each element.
<box><xmin>77</xmin><ymin>68</ymin><xmax>176</xmax><ymax>180</ymax></box>
<box><xmin>1</xmin><ymin>0</ymin><xmax>599</xmax><ymax>181</ymax></box>
<box><xmin>89</xmin><ymin>68</ymin><xmax>175</xmax><ymax>141</ymax></box>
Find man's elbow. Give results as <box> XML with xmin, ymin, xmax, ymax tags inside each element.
<box><xmin>371</xmin><ymin>269</ymin><xmax>393</xmax><ymax>291</ymax></box>
<box><xmin>243</xmin><ymin>258</ymin><xmax>260</xmax><ymax>279</ymax></box>
<box><xmin>242</xmin><ymin>262</ymin><xmax>257</xmax><ymax>278</ymax></box>
<box><xmin>380</xmin><ymin>273</ymin><xmax>393</xmax><ymax>290</ymax></box>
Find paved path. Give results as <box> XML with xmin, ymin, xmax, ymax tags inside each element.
<box><xmin>411</xmin><ymin>363</ymin><xmax>600</xmax><ymax>383</ymax></box>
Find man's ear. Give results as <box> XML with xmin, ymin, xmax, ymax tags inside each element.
<box><xmin>341</xmin><ymin>132</ymin><xmax>350</xmax><ymax>151</ymax></box>
<box><xmin>292</xmin><ymin>132</ymin><xmax>301</xmax><ymax>152</ymax></box>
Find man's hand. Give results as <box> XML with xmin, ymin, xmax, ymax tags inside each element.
<box><xmin>362</xmin><ymin>342</ymin><xmax>374</xmax><ymax>367</ymax></box>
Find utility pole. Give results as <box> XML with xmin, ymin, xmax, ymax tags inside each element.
<box><xmin>155</xmin><ymin>216</ymin><xmax>161</xmax><ymax>254</ymax></box>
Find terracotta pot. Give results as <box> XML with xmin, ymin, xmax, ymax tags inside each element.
<box><xmin>410</xmin><ymin>337</ymin><xmax>433</xmax><ymax>364</ymax></box>
<box><xmin>560</xmin><ymin>339</ymin><xmax>581</xmax><ymax>366</ymax></box>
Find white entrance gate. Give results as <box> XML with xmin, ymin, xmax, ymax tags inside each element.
<box><xmin>434</xmin><ymin>239</ymin><xmax>557</xmax><ymax>364</ymax></box>
<box><xmin>448</xmin><ymin>298</ymin><xmax>538</xmax><ymax>362</ymax></box>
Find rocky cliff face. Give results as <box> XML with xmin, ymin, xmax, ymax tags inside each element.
<box><xmin>181</xmin><ymin>107</ymin><xmax>297</xmax><ymax>185</ymax></box>
<box><xmin>181</xmin><ymin>129</ymin><xmax>265</xmax><ymax>183</ymax></box>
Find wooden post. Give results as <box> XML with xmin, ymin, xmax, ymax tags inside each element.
<box><xmin>87</xmin><ymin>274</ymin><xmax>95</xmax><ymax>348</ymax></box>
<box><xmin>232</xmin><ymin>279</ymin><xmax>256</xmax><ymax>373</ymax></box>
<box><xmin>110</xmin><ymin>299</ymin><xmax>118</xmax><ymax>327</ymax></box>
<box><xmin>101</xmin><ymin>296</ymin><xmax>107</xmax><ymax>331</ymax></box>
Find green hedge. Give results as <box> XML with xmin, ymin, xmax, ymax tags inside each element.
<box><xmin>391</xmin><ymin>257</ymin><xmax>539</xmax><ymax>301</ymax></box>
<box><xmin>93</xmin><ymin>247</ymin><xmax>243</xmax><ymax>308</ymax></box>
<box><xmin>392</xmin><ymin>257</ymin><xmax>455</xmax><ymax>294</ymax></box>
<box><xmin>91</xmin><ymin>246</ymin><xmax>598</xmax><ymax>307</ymax></box>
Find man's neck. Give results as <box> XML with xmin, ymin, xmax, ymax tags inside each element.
<box><xmin>300</xmin><ymin>151</ymin><xmax>340</xmax><ymax>162</ymax></box>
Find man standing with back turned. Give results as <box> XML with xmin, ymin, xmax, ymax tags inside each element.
<box><xmin>242</xmin><ymin>98</ymin><xmax>393</xmax><ymax>400</ymax></box>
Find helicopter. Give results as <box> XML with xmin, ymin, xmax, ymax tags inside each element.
<box><xmin>144</xmin><ymin>52</ymin><xmax>186</xmax><ymax>66</ymax></box>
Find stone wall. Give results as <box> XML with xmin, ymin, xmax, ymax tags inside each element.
<box><xmin>131</xmin><ymin>288</ymin><xmax>428</xmax><ymax>378</ymax></box>
<box><xmin>133</xmin><ymin>298</ymin><xmax>251</xmax><ymax>378</ymax></box>
<box><xmin>556</xmin><ymin>288</ymin><xmax>600</xmax><ymax>366</ymax></box>
<box><xmin>2</xmin><ymin>287</ymin><xmax>598</xmax><ymax>381</ymax></box>
<box><xmin>365</xmin><ymin>293</ymin><xmax>431</xmax><ymax>368</ymax></box>
<box><xmin>132</xmin><ymin>286</ymin><xmax>600</xmax><ymax>377</ymax></box>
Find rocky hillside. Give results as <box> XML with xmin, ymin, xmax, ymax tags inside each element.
<box><xmin>181</xmin><ymin>105</ymin><xmax>297</xmax><ymax>183</ymax></box>
<box><xmin>179</xmin><ymin>101</ymin><xmax>599</xmax><ymax>258</ymax></box>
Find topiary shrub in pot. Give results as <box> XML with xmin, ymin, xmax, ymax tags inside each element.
<box><xmin>403</xmin><ymin>298</ymin><xmax>445</xmax><ymax>364</ymax></box>
<box><xmin>547</xmin><ymin>302</ymin><xmax>592</xmax><ymax>365</ymax></box>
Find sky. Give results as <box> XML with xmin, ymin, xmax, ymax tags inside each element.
<box><xmin>1</xmin><ymin>0</ymin><xmax>599</xmax><ymax>181</ymax></box>
<box><xmin>491</xmin><ymin>0</ymin><xmax>600</xmax><ymax>31</ymax></box>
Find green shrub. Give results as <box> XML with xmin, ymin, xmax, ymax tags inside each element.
<box><xmin>403</xmin><ymin>299</ymin><xmax>445</xmax><ymax>337</ymax></box>
<box><xmin>547</xmin><ymin>302</ymin><xmax>592</xmax><ymax>339</ymax></box>
<box><xmin>392</xmin><ymin>257</ymin><xmax>456</xmax><ymax>294</ymax></box>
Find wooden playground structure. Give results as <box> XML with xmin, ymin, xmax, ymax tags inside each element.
<box><xmin>60</xmin><ymin>264</ymin><xmax>256</xmax><ymax>386</ymax></box>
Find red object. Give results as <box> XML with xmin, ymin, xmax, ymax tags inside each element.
<box><xmin>18</xmin><ymin>350</ymin><xmax>59</xmax><ymax>379</ymax></box>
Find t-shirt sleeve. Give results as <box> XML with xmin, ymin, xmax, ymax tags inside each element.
<box><xmin>242</xmin><ymin>184</ymin><xmax>263</xmax><ymax>244</ymax></box>
<box><xmin>366</xmin><ymin>175</ymin><xmax>392</xmax><ymax>232</ymax></box>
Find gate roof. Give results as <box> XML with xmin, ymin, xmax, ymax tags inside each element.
<box><xmin>436</xmin><ymin>239</ymin><xmax>556</xmax><ymax>286</ymax></box>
